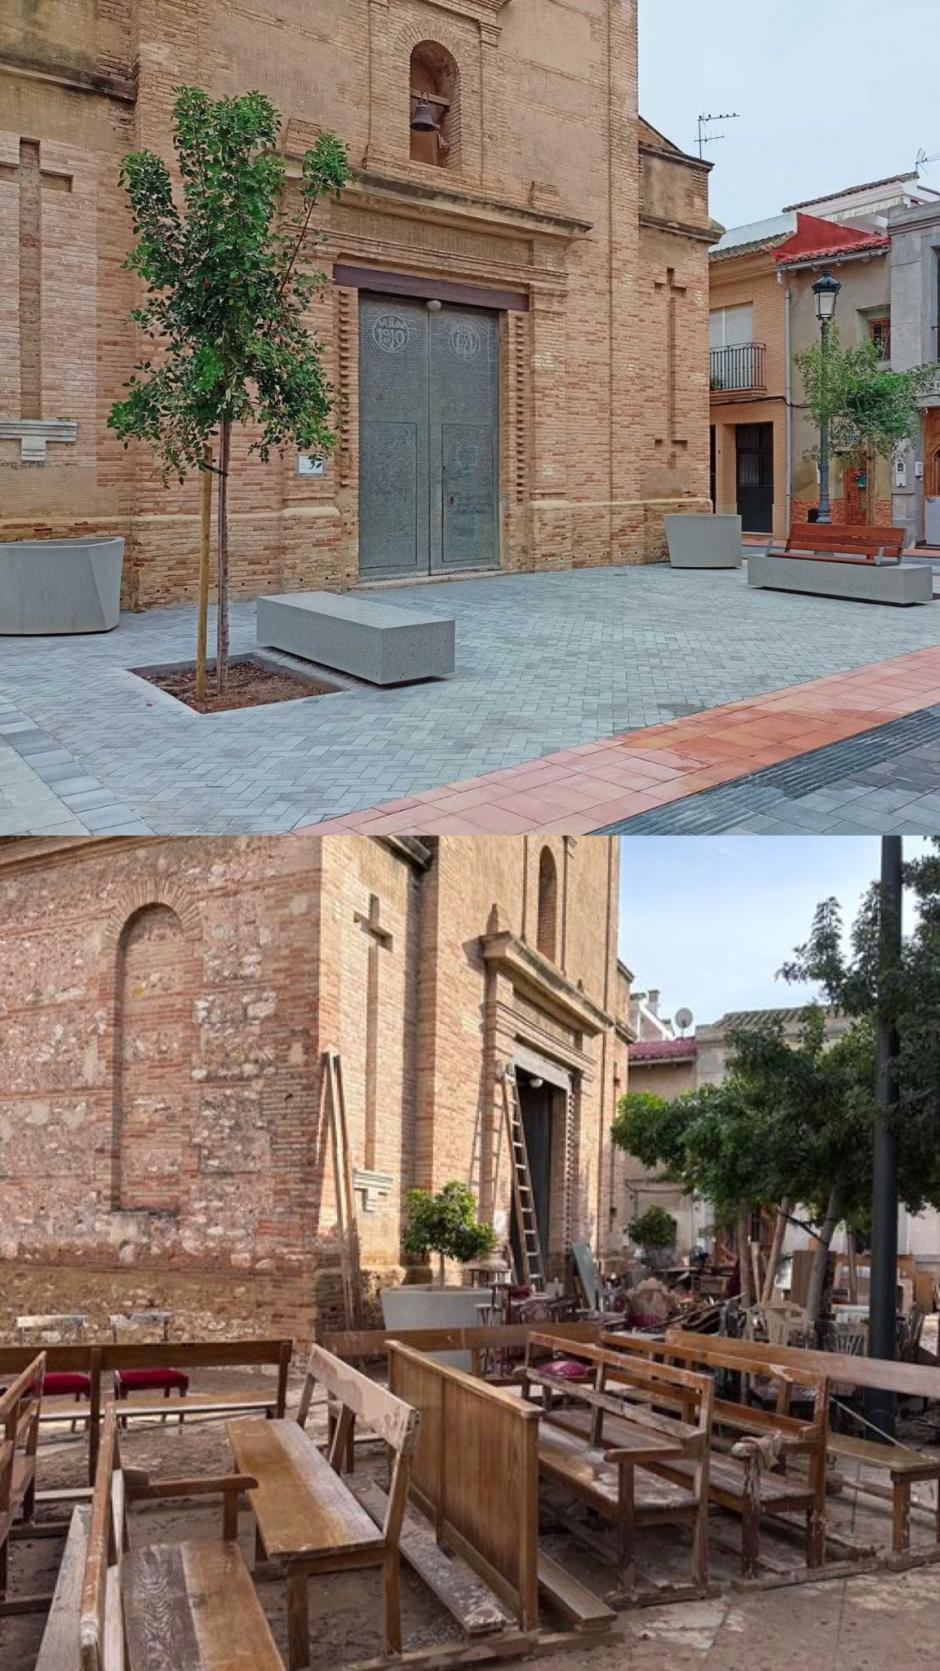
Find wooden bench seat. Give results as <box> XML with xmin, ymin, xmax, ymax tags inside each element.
<box><xmin>828</xmin><ymin>1431</ymin><xmax>940</xmax><ymax>1553</ymax></box>
<box><xmin>79</xmin><ymin>1403</ymin><xmax>282</xmax><ymax>1671</ymax></box>
<box><xmin>601</xmin><ymin>1332</ymin><xmax>830</xmax><ymax>1577</ymax></box>
<box><xmin>35</xmin><ymin>1506</ymin><xmax>89</xmax><ymax>1671</ymax></box>
<box><xmin>228</xmin><ymin>1344</ymin><xmax>419</xmax><ymax>1671</ymax></box>
<box><xmin>122</xmin><ymin>1540</ymin><xmax>284</xmax><ymax>1670</ymax></box>
<box><xmin>783</xmin><ymin>523</ymin><xmax>906</xmax><ymax>566</ymax></box>
<box><xmin>523</xmin><ymin>1334</ymin><xmax>712</xmax><ymax>1596</ymax></box>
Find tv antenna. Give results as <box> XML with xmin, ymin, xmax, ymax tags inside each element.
<box><xmin>915</xmin><ymin>147</ymin><xmax>940</xmax><ymax>174</ymax></box>
<box><xmin>696</xmin><ymin>110</ymin><xmax>740</xmax><ymax>159</ymax></box>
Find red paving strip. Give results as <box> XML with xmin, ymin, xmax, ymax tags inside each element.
<box><xmin>301</xmin><ymin>645</ymin><xmax>940</xmax><ymax>836</ymax></box>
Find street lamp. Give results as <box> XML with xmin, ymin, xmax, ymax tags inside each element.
<box><xmin>813</xmin><ymin>270</ymin><xmax>842</xmax><ymax>525</ymax></box>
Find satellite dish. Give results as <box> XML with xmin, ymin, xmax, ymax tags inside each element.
<box><xmin>675</xmin><ymin>1007</ymin><xmax>694</xmax><ymax>1035</ymax></box>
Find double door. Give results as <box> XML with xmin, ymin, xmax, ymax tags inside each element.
<box><xmin>735</xmin><ymin>423</ymin><xmax>774</xmax><ymax>534</ymax></box>
<box><xmin>358</xmin><ymin>294</ymin><xmax>500</xmax><ymax>577</ymax></box>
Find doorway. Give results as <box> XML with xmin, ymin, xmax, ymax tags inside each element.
<box><xmin>735</xmin><ymin>422</ymin><xmax>774</xmax><ymax>533</ymax></box>
<box><xmin>358</xmin><ymin>293</ymin><xmax>500</xmax><ymax>578</ymax></box>
<box><xmin>510</xmin><ymin>1073</ymin><xmax>555</xmax><ymax>1282</ymax></box>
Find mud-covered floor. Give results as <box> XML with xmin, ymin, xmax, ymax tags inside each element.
<box><xmin>4</xmin><ymin>1366</ymin><xmax>940</xmax><ymax>1671</ymax></box>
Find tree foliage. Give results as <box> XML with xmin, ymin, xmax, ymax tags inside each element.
<box><xmin>627</xmin><ymin>1206</ymin><xmax>677</xmax><ymax>1251</ymax></box>
<box><xmin>108</xmin><ymin>87</ymin><xmax>350</xmax><ymax>692</ymax></box>
<box><xmin>795</xmin><ymin>330</ymin><xmax>936</xmax><ymax>465</ymax></box>
<box><xmin>403</xmin><ymin>1181</ymin><xmax>497</xmax><ymax>1279</ymax></box>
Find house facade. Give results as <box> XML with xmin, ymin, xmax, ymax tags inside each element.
<box><xmin>0</xmin><ymin>0</ymin><xmax>716</xmax><ymax>607</ymax></box>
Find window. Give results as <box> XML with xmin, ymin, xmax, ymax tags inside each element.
<box><xmin>410</xmin><ymin>42</ymin><xmax>459</xmax><ymax>169</ymax></box>
<box><xmin>868</xmin><ymin>314</ymin><xmax>891</xmax><ymax>360</ymax></box>
<box><xmin>709</xmin><ymin>304</ymin><xmax>754</xmax><ymax>350</ymax></box>
<box><xmin>536</xmin><ymin>847</ymin><xmax>558</xmax><ymax>962</ymax></box>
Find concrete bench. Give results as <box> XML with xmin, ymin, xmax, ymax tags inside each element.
<box><xmin>0</xmin><ymin>538</ymin><xmax>124</xmax><ymax>634</ymax></box>
<box><xmin>748</xmin><ymin>548</ymin><xmax>933</xmax><ymax>606</ymax></box>
<box><xmin>257</xmin><ymin>591</ymin><xmax>455</xmax><ymax>685</ymax></box>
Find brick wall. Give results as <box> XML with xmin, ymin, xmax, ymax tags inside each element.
<box><xmin>1</xmin><ymin>0</ymin><xmax>713</xmax><ymax>599</ymax></box>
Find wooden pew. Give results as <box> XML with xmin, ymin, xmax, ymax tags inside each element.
<box><xmin>0</xmin><ymin>1337</ymin><xmax>293</xmax><ymax>1484</ymax></box>
<box><xmin>0</xmin><ymin>1352</ymin><xmax>44</xmax><ymax>1614</ymax></box>
<box><xmin>521</xmin><ymin>1333</ymin><xmax>712</xmax><ymax>1599</ymax></box>
<box><xmin>783</xmin><ymin>523</ymin><xmax>905</xmax><ymax>566</ymax></box>
<box><xmin>602</xmin><ymin>1332</ymin><xmax>830</xmax><ymax>1577</ymax></box>
<box><xmin>228</xmin><ymin>1345</ymin><xmax>419</xmax><ymax>1671</ymax></box>
<box><xmin>78</xmin><ymin>1403</ymin><xmax>281</xmax><ymax>1670</ymax></box>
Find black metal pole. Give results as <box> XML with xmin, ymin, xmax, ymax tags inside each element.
<box><xmin>818</xmin><ymin>318</ymin><xmax>832</xmax><ymax>525</ymax></box>
<box><xmin>868</xmin><ymin>836</ymin><xmax>902</xmax><ymax>1438</ymax></box>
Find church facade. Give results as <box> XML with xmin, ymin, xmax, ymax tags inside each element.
<box><xmin>0</xmin><ymin>0</ymin><xmax>715</xmax><ymax>607</ymax></box>
<box><xmin>0</xmin><ymin>834</ymin><xmax>626</xmax><ymax>1340</ymax></box>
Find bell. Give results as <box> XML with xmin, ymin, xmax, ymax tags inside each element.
<box><xmin>410</xmin><ymin>97</ymin><xmax>438</xmax><ymax>133</ymax></box>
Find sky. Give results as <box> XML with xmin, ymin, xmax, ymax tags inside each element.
<box><xmin>637</xmin><ymin>0</ymin><xmax>940</xmax><ymax>231</ymax></box>
<box><xmin>618</xmin><ymin>836</ymin><xmax>931</xmax><ymax>1027</ymax></box>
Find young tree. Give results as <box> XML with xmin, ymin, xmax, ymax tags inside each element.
<box><xmin>795</xmin><ymin>332</ymin><xmax>936</xmax><ymax>524</ymax></box>
<box><xmin>109</xmin><ymin>88</ymin><xmax>350</xmax><ymax>697</ymax></box>
<box><xmin>402</xmin><ymin>1181</ymin><xmax>497</xmax><ymax>1286</ymax></box>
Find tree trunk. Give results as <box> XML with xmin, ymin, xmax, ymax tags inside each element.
<box><xmin>866</xmin><ymin>446</ymin><xmax>876</xmax><ymax>527</ymax></box>
<box><xmin>216</xmin><ymin>419</ymin><xmax>232</xmax><ymax>698</ymax></box>
<box><xmin>761</xmin><ymin>1199</ymin><xmax>790</xmax><ymax>1306</ymax></box>
<box><xmin>195</xmin><ymin>442</ymin><xmax>213</xmax><ymax>704</ymax></box>
<box><xmin>805</xmin><ymin>1185</ymin><xmax>841</xmax><ymax>1323</ymax></box>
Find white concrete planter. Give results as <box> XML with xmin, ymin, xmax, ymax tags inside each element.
<box><xmin>381</xmin><ymin>1283</ymin><xmax>486</xmax><ymax>1368</ymax></box>
<box><xmin>0</xmin><ymin>537</ymin><xmax>124</xmax><ymax>634</ymax></box>
<box><xmin>665</xmin><ymin>514</ymin><xmax>742</xmax><ymax>569</ymax></box>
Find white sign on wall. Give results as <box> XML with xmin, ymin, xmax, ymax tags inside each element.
<box><xmin>297</xmin><ymin>454</ymin><xmax>326</xmax><ymax>477</ymax></box>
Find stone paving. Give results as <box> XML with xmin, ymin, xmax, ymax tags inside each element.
<box><xmin>1</xmin><ymin>565</ymin><xmax>940</xmax><ymax>834</ymax></box>
<box><xmin>598</xmin><ymin>706</ymin><xmax>940</xmax><ymax>835</ymax></box>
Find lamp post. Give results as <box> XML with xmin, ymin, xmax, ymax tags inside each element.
<box><xmin>813</xmin><ymin>270</ymin><xmax>841</xmax><ymax>524</ymax></box>
<box><xmin>869</xmin><ymin>836</ymin><xmax>903</xmax><ymax>1439</ymax></box>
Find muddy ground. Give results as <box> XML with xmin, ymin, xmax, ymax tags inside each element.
<box><xmin>4</xmin><ymin>1366</ymin><xmax>940</xmax><ymax>1670</ymax></box>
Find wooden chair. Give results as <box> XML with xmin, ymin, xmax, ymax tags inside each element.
<box><xmin>228</xmin><ymin>1344</ymin><xmax>419</xmax><ymax>1670</ymax></box>
<box><xmin>0</xmin><ymin>1352</ymin><xmax>44</xmax><ymax>1612</ymax></box>
<box><xmin>78</xmin><ymin>1403</ymin><xmax>280</xmax><ymax>1670</ymax></box>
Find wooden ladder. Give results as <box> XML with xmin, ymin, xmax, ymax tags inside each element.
<box><xmin>321</xmin><ymin>1049</ymin><xmax>363</xmax><ymax>1329</ymax></box>
<box><xmin>502</xmin><ymin>1067</ymin><xmax>545</xmax><ymax>1292</ymax></box>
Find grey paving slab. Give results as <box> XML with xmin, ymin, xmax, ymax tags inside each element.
<box><xmin>599</xmin><ymin>706</ymin><xmax>940</xmax><ymax>836</ymax></box>
<box><xmin>0</xmin><ymin>566</ymin><xmax>939</xmax><ymax>832</ymax></box>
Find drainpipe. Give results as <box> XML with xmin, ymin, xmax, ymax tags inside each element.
<box><xmin>784</xmin><ymin>275</ymin><xmax>793</xmax><ymax>535</ymax></box>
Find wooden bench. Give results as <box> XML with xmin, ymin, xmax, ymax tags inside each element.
<box><xmin>0</xmin><ymin>1352</ymin><xmax>44</xmax><ymax>1613</ymax></box>
<box><xmin>522</xmin><ymin>1333</ymin><xmax>712</xmax><ymax>1598</ymax></box>
<box><xmin>782</xmin><ymin>522</ymin><xmax>906</xmax><ymax>566</ymax></box>
<box><xmin>77</xmin><ymin>1403</ymin><xmax>282</xmax><ymax>1670</ymax></box>
<box><xmin>602</xmin><ymin>1332</ymin><xmax>830</xmax><ymax>1577</ymax></box>
<box><xmin>228</xmin><ymin>1344</ymin><xmax>419</xmax><ymax>1670</ymax></box>
<box><xmin>35</xmin><ymin>1506</ymin><xmax>90</xmax><ymax>1671</ymax></box>
<box><xmin>827</xmin><ymin>1431</ymin><xmax>940</xmax><ymax>1554</ymax></box>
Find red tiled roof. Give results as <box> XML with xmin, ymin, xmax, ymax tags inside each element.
<box><xmin>775</xmin><ymin>212</ymin><xmax>889</xmax><ymax>268</ymax></box>
<box><xmin>630</xmin><ymin>1037</ymin><xmax>698</xmax><ymax>1063</ymax></box>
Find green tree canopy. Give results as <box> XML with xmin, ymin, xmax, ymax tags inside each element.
<box><xmin>403</xmin><ymin>1182</ymin><xmax>497</xmax><ymax>1283</ymax></box>
<box><xmin>109</xmin><ymin>87</ymin><xmax>350</xmax><ymax>694</ymax></box>
<box><xmin>795</xmin><ymin>330</ymin><xmax>936</xmax><ymax>466</ymax></box>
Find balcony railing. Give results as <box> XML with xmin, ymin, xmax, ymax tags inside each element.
<box><xmin>710</xmin><ymin>342</ymin><xmax>765</xmax><ymax>393</ymax></box>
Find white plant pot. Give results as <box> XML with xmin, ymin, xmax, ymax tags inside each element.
<box><xmin>381</xmin><ymin>1283</ymin><xmax>486</xmax><ymax>1369</ymax></box>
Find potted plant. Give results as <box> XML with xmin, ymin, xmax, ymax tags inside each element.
<box><xmin>627</xmin><ymin>1205</ymin><xmax>677</xmax><ymax>1271</ymax></box>
<box><xmin>381</xmin><ymin>1182</ymin><xmax>498</xmax><ymax>1348</ymax></box>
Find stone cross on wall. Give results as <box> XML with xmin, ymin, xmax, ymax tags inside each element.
<box><xmin>654</xmin><ymin>266</ymin><xmax>688</xmax><ymax>464</ymax></box>
<box><xmin>354</xmin><ymin>893</ymin><xmax>393</xmax><ymax>1171</ymax></box>
<box><xmin>0</xmin><ymin>138</ymin><xmax>77</xmax><ymax>463</ymax></box>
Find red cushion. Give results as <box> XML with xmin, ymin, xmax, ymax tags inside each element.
<box><xmin>43</xmin><ymin>1372</ymin><xmax>92</xmax><ymax>1397</ymax></box>
<box><xmin>115</xmin><ymin>1368</ymin><xmax>190</xmax><ymax>1393</ymax></box>
<box><xmin>542</xmin><ymin>1358</ymin><xmax>592</xmax><ymax>1382</ymax></box>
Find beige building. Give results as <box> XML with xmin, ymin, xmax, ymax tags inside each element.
<box><xmin>0</xmin><ymin>0</ymin><xmax>717</xmax><ymax>606</ymax></box>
